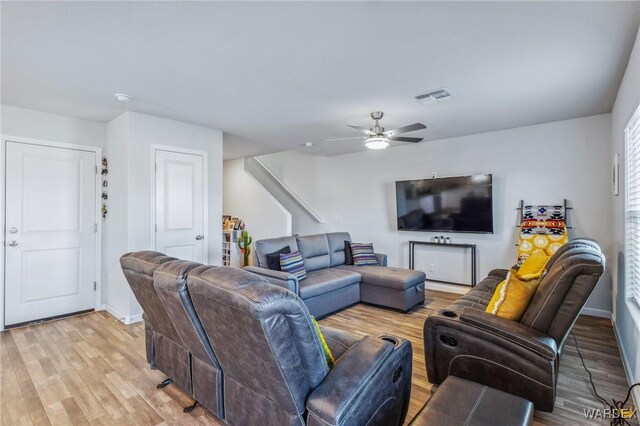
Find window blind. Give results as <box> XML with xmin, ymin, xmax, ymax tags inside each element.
<box><xmin>626</xmin><ymin>104</ymin><xmax>640</xmax><ymax>307</ymax></box>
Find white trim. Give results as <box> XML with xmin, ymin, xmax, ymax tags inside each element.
<box><xmin>149</xmin><ymin>144</ymin><xmax>209</xmax><ymax>261</ymax></box>
<box><xmin>244</xmin><ymin>166</ymin><xmax>293</xmax><ymax>236</ymax></box>
<box><xmin>425</xmin><ymin>281</ymin><xmax>470</xmax><ymax>295</ymax></box>
<box><xmin>101</xmin><ymin>304</ymin><xmax>142</xmax><ymax>325</ymax></box>
<box><xmin>102</xmin><ymin>303</ymin><xmax>127</xmax><ymax>322</ymax></box>
<box><xmin>250</xmin><ymin>157</ymin><xmax>325</xmax><ymax>223</ymax></box>
<box><xmin>613</xmin><ymin>319</ymin><xmax>640</xmax><ymax>411</ymax></box>
<box><xmin>580</xmin><ymin>307</ymin><xmax>612</xmax><ymax>319</ymax></box>
<box><xmin>128</xmin><ymin>313</ymin><xmax>143</xmax><ymax>324</ymax></box>
<box><xmin>0</xmin><ymin>135</ymin><xmax>102</xmax><ymax>331</ymax></box>
<box><xmin>0</xmin><ymin>135</ymin><xmax>5</xmax><ymax>332</ymax></box>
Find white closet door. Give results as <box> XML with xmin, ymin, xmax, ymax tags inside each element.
<box><xmin>154</xmin><ymin>149</ymin><xmax>206</xmax><ymax>263</ymax></box>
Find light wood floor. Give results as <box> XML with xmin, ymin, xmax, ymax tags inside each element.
<box><xmin>0</xmin><ymin>290</ymin><xmax>633</xmax><ymax>425</ymax></box>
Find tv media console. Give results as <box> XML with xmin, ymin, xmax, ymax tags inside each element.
<box><xmin>408</xmin><ymin>240</ymin><xmax>477</xmax><ymax>287</ymax></box>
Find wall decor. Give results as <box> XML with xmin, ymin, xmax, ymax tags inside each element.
<box><xmin>101</xmin><ymin>156</ymin><xmax>108</xmax><ymax>218</ymax></box>
<box><xmin>613</xmin><ymin>153</ymin><xmax>620</xmax><ymax>196</ymax></box>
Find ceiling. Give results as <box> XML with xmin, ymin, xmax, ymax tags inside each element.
<box><xmin>2</xmin><ymin>2</ymin><xmax>639</xmax><ymax>158</ymax></box>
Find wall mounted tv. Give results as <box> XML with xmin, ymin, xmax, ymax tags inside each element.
<box><xmin>395</xmin><ymin>174</ymin><xmax>493</xmax><ymax>233</ymax></box>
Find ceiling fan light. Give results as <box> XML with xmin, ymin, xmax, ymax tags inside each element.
<box><xmin>365</xmin><ymin>137</ymin><xmax>390</xmax><ymax>150</ymax></box>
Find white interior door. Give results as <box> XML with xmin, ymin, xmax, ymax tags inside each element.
<box><xmin>155</xmin><ymin>149</ymin><xmax>206</xmax><ymax>263</ymax></box>
<box><xmin>5</xmin><ymin>142</ymin><xmax>97</xmax><ymax>327</ymax></box>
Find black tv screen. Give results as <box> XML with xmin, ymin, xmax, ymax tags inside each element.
<box><xmin>395</xmin><ymin>174</ymin><xmax>493</xmax><ymax>233</ymax></box>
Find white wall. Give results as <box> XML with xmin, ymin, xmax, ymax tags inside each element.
<box><xmin>0</xmin><ymin>105</ymin><xmax>106</xmax><ymax>330</ymax></box>
<box><xmin>103</xmin><ymin>113</ymin><xmax>130</xmax><ymax>320</ymax></box>
<box><xmin>1</xmin><ymin>104</ymin><xmax>105</xmax><ymax>147</ymax></box>
<box><xmin>257</xmin><ymin>113</ymin><xmax>613</xmax><ymax>315</ymax></box>
<box><xmin>223</xmin><ymin>158</ymin><xmax>292</xmax><ymax>255</ymax></box>
<box><xmin>611</xmin><ymin>26</ymin><xmax>640</xmax><ymax>396</ymax></box>
<box><xmin>103</xmin><ymin>112</ymin><xmax>224</xmax><ymax>321</ymax></box>
<box><xmin>126</xmin><ymin>112</ymin><xmax>224</xmax><ymax>261</ymax></box>
<box><xmin>0</xmin><ymin>107</ymin><xmax>224</xmax><ymax>326</ymax></box>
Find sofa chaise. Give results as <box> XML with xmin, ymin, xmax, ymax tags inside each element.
<box><xmin>246</xmin><ymin>232</ymin><xmax>426</xmax><ymax>317</ymax></box>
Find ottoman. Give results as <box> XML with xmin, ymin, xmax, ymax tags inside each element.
<box><xmin>409</xmin><ymin>376</ymin><xmax>533</xmax><ymax>426</ymax></box>
<box><xmin>338</xmin><ymin>265</ymin><xmax>426</xmax><ymax>311</ymax></box>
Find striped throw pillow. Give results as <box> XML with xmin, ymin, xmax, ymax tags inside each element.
<box><xmin>280</xmin><ymin>250</ymin><xmax>307</xmax><ymax>281</ymax></box>
<box><xmin>350</xmin><ymin>243</ymin><xmax>379</xmax><ymax>266</ymax></box>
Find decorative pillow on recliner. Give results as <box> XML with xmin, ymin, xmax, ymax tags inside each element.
<box><xmin>266</xmin><ymin>246</ymin><xmax>291</xmax><ymax>271</ymax></box>
<box><xmin>279</xmin><ymin>250</ymin><xmax>307</xmax><ymax>280</ymax></box>
<box><xmin>517</xmin><ymin>249</ymin><xmax>550</xmax><ymax>276</ymax></box>
<box><xmin>350</xmin><ymin>243</ymin><xmax>379</xmax><ymax>266</ymax></box>
<box><xmin>312</xmin><ymin>317</ymin><xmax>335</xmax><ymax>369</ymax></box>
<box><xmin>486</xmin><ymin>250</ymin><xmax>550</xmax><ymax>321</ymax></box>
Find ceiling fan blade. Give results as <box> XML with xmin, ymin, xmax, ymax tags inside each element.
<box><xmin>385</xmin><ymin>123</ymin><xmax>426</xmax><ymax>136</ymax></box>
<box><xmin>390</xmin><ymin>136</ymin><xmax>423</xmax><ymax>143</ymax></box>
<box><xmin>324</xmin><ymin>136</ymin><xmax>366</xmax><ymax>142</ymax></box>
<box><xmin>347</xmin><ymin>125</ymin><xmax>376</xmax><ymax>136</ymax></box>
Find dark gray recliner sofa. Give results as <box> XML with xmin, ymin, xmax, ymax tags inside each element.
<box><xmin>184</xmin><ymin>264</ymin><xmax>413</xmax><ymax>426</ymax></box>
<box><xmin>246</xmin><ymin>232</ymin><xmax>426</xmax><ymax>317</ymax></box>
<box><xmin>423</xmin><ymin>238</ymin><xmax>605</xmax><ymax>411</ymax></box>
<box><xmin>153</xmin><ymin>259</ymin><xmax>225</xmax><ymax>417</ymax></box>
<box><xmin>122</xmin><ymin>252</ymin><xmax>413</xmax><ymax>425</ymax></box>
<box><xmin>119</xmin><ymin>252</ymin><xmax>192</xmax><ymax>391</ymax></box>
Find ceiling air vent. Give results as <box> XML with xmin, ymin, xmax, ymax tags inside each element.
<box><xmin>415</xmin><ymin>88</ymin><xmax>455</xmax><ymax>105</ymax></box>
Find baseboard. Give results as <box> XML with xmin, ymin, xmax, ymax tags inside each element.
<box><xmin>101</xmin><ymin>304</ymin><xmax>143</xmax><ymax>325</ymax></box>
<box><xmin>102</xmin><ymin>303</ymin><xmax>127</xmax><ymax>322</ymax></box>
<box><xmin>425</xmin><ymin>281</ymin><xmax>470</xmax><ymax>295</ymax></box>
<box><xmin>127</xmin><ymin>313</ymin><xmax>143</xmax><ymax>324</ymax></box>
<box><xmin>612</xmin><ymin>319</ymin><xmax>640</xmax><ymax>411</ymax></box>
<box><xmin>581</xmin><ymin>307</ymin><xmax>612</xmax><ymax>319</ymax></box>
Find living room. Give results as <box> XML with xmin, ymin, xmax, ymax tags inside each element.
<box><xmin>1</xmin><ymin>1</ymin><xmax>640</xmax><ymax>425</ymax></box>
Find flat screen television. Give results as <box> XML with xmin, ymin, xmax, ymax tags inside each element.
<box><xmin>395</xmin><ymin>174</ymin><xmax>493</xmax><ymax>233</ymax></box>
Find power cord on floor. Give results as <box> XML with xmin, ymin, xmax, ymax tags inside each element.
<box><xmin>572</xmin><ymin>331</ymin><xmax>640</xmax><ymax>426</ymax></box>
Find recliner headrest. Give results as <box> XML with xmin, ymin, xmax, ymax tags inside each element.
<box><xmin>120</xmin><ymin>251</ymin><xmax>177</xmax><ymax>275</ymax></box>
<box><xmin>187</xmin><ymin>265</ymin><xmax>304</xmax><ymax>319</ymax></box>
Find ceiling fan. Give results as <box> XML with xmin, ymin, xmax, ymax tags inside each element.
<box><xmin>336</xmin><ymin>111</ymin><xmax>426</xmax><ymax>150</ymax></box>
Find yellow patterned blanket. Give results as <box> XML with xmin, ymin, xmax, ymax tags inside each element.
<box><xmin>517</xmin><ymin>205</ymin><xmax>568</xmax><ymax>265</ymax></box>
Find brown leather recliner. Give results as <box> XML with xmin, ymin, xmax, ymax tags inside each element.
<box><xmin>423</xmin><ymin>238</ymin><xmax>605</xmax><ymax>411</ymax></box>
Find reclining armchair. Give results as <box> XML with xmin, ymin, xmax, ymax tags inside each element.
<box><xmin>424</xmin><ymin>238</ymin><xmax>605</xmax><ymax>411</ymax></box>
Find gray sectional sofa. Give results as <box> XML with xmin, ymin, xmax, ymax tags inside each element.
<box><xmin>246</xmin><ymin>232</ymin><xmax>426</xmax><ymax>317</ymax></box>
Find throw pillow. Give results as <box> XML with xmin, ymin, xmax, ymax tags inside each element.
<box><xmin>279</xmin><ymin>250</ymin><xmax>307</xmax><ymax>281</ymax></box>
<box><xmin>312</xmin><ymin>317</ymin><xmax>335</xmax><ymax>369</ymax></box>
<box><xmin>344</xmin><ymin>240</ymin><xmax>354</xmax><ymax>265</ymax></box>
<box><xmin>485</xmin><ymin>265</ymin><xmax>547</xmax><ymax>321</ymax></box>
<box><xmin>518</xmin><ymin>249</ymin><xmax>550</xmax><ymax>276</ymax></box>
<box><xmin>350</xmin><ymin>243</ymin><xmax>379</xmax><ymax>266</ymax></box>
<box><xmin>266</xmin><ymin>246</ymin><xmax>291</xmax><ymax>271</ymax></box>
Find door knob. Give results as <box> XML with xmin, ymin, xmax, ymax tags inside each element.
<box><xmin>8</xmin><ymin>241</ymin><xmax>18</xmax><ymax>247</ymax></box>
<box><xmin>195</xmin><ymin>235</ymin><xmax>204</xmax><ymax>240</ymax></box>
<box><xmin>8</xmin><ymin>227</ymin><xmax>18</xmax><ymax>234</ymax></box>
